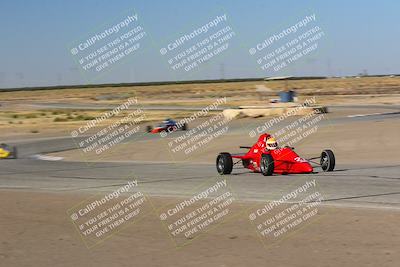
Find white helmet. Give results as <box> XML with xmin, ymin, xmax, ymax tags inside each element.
<box><xmin>266</xmin><ymin>137</ymin><xmax>278</xmax><ymax>150</ymax></box>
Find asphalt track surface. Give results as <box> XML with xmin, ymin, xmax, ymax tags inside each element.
<box><xmin>1</xmin><ymin>105</ymin><xmax>399</xmax><ymax>210</ymax></box>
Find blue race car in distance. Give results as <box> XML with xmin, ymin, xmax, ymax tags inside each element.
<box><xmin>146</xmin><ymin>118</ymin><xmax>188</xmax><ymax>133</ymax></box>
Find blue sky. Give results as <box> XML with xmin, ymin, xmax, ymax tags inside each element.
<box><xmin>0</xmin><ymin>0</ymin><xmax>399</xmax><ymax>88</ymax></box>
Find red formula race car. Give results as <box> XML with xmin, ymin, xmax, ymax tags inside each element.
<box><xmin>216</xmin><ymin>133</ymin><xmax>335</xmax><ymax>176</ymax></box>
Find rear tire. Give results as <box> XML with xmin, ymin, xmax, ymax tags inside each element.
<box><xmin>216</xmin><ymin>152</ymin><xmax>233</xmax><ymax>175</ymax></box>
<box><xmin>146</xmin><ymin>126</ymin><xmax>152</xmax><ymax>133</ymax></box>
<box><xmin>321</xmin><ymin>149</ymin><xmax>335</xmax><ymax>172</ymax></box>
<box><xmin>260</xmin><ymin>154</ymin><xmax>274</xmax><ymax>176</ymax></box>
<box><xmin>11</xmin><ymin>147</ymin><xmax>17</xmax><ymax>159</ymax></box>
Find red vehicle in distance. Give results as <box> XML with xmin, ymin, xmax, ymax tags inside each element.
<box><xmin>216</xmin><ymin>133</ymin><xmax>335</xmax><ymax>176</ymax></box>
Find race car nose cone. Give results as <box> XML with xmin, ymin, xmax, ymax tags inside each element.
<box><xmin>298</xmin><ymin>162</ymin><xmax>313</xmax><ymax>173</ymax></box>
<box><xmin>290</xmin><ymin>161</ymin><xmax>313</xmax><ymax>173</ymax></box>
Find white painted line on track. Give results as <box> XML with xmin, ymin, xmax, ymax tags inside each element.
<box><xmin>347</xmin><ymin>111</ymin><xmax>400</xmax><ymax>118</ymax></box>
<box><xmin>31</xmin><ymin>154</ymin><xmax>64</xmax><ymax>161</ymax></box>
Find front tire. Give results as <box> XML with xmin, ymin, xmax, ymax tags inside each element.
<box><xmin>321</xmin><ymin>149</ymin><xmax>335</xmax><ymax>172</ymax></box>
<box><xmin>146</xmin><ymin>126</ymin><xmax>152</xmax><ymax>133</ymax></box>
<box><xmin>242</xmin><ymin>159</ymin><xmax>250</xmax><ymax>168</ymax></box>
<box><xmin>216</xmin><ymin>152</ymin><xmax>233</xmax><ymax>175</ymax></box>
<box><xmin>166</xmin><ymin>126</ymin><xmax>176</xmax><ymax>132</ymax></box>
<box><xmin>181</xmin><ymin>123</ymin><xmax>188</xmax><ymax>131</ymax></box>
<box><xmin>260</xmin><ymin>154</ymin><xmax>274</xmax><ymax>176</ymax></box>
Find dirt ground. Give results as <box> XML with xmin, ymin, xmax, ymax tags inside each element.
<box><xmin>2</xmin><ymin>77</ymin><xmax>400</xmax><ymax>104</ymax></box>
<box><xmin>1</xmin><ymin>190</ymin><xmax>399</xmax><ymax>267</ymax></box>
<box><xmin>1</xmin><ymin>76</ymin><xmax>400</xmax><ymax>138</ymax></box>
